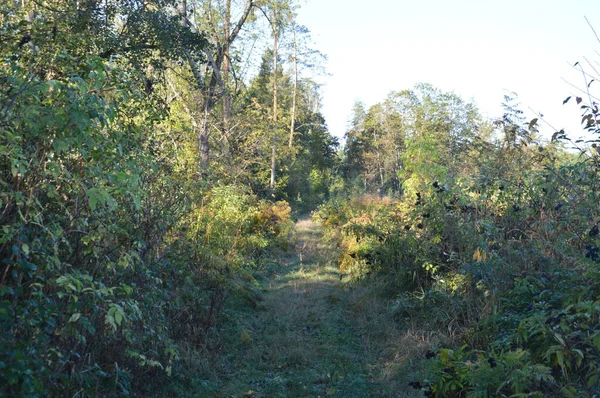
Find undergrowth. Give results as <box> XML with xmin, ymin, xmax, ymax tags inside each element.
<box><xmin>316</xmin><ymin>96</ymin><xmax>600</xmax><ymax>396</ymax></box>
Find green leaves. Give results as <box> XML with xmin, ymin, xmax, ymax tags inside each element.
<box><xmin>0</xmin><ymin>1</ymin><xmax>210</xmax><ymax>396</ymax></box>
<box><xmin>68</xmin><ymin>313</ymin><xmax>82</xmax><ymax>323</ymax></box>
<box><xmin>105</xmin><ymin>304</ymin><xmax>125</xmax><ymax>331</ymax></box>
<box><xmin>86</xmin><ymin>187</ymin><xmax>113</xmax><ymax>211</ymax></box>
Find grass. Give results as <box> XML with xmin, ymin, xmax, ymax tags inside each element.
<box><xmin>159</xmin><ymin>218</ymin><xmax>430</xmax><ymax>397</ymax></box>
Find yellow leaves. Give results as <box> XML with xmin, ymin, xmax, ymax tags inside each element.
<box><xmin>473</xmin><ymin>247</ymin><xmax>489</xmax><ymax>263</ymax></box>
<box><xmin>241</xmin><ymin>329</ymin><xmax>252</xmax><ymax>345</ymax></box>
<box><xmin>423</xmin><ymin>262</ymin><xmax>438</xmax><ymax>275</ymax></box>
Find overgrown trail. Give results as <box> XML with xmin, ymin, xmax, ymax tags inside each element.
<box><xmin>211</xmin><ymin>218</ymin><xmax>417</xmax><ymax>397</ymax></box>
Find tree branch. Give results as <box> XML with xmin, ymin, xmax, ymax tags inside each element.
<box><xmin>204</xmin><ymin>49</ymin><xmax>225</xmax><ymax>90</ymax></box>
<box><xmin>585</xmin><ymin>16</ymin><xmax>600</xmax><ymax>45</ymax></box>
<box><xmin>229</xmin><ymin>0</ymin><xmax>254</xmax><ymax>45</ymax></box>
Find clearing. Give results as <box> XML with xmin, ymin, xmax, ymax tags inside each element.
<box><xmin>202</xmin><ymin>218</ymin><xmax>424</xmax><ymax>397</ymax></box>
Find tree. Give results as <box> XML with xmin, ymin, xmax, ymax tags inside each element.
<box><xmin>0</xmin><ymin>1</ymin><xmax>209</xmax><ymax>394</ymax></box>
<box><xmin>179</xmin><ymin>0</ymin><xmax>255</xmax><ymax>171</ymax></box>
<box><xmin>341</xmin><ymin>85</ymin><xmax>483</xmax><ymax>196</ymax></box>
<box><xmin>341</xmin><ymin>101</ymin><xmax>367</xmax><ymax>191</ymax></box>
<box><xmin>286</xmin><ymin>24</ymin><xmax>328</xmax><ymax>146</ymax></box>
<box><xmin>254</xmin><ymin>0</ymin><xmax>295</xmax><ymax>191</ymax></box>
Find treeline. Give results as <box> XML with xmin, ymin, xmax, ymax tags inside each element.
<box><xmin>317</xmin><ymin>82</ymin><xmax>600</xmax><ymax>395</ymax></box>
<box><xmin>0</xmin><ymin>0</ymin><xmax>337</xmax><ymax>396</ymax></box>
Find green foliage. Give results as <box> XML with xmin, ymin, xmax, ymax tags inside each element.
<box><xmin>341</xmin><ymin>84</ymin><xmax>483</xmax><ymax>196</ymax></box>
<box><xmin>0</xmin><ymin>1</ymin><xmax>297</xmax><ymax>396</ymax></box>
<box><xmin>287</xmin><ymin>112</ymin><xmax>340</xmax><ymax>211</ymax></box>
<box><xmin>420</xmin><ymin>346</ymin><xmax>554</xmax><ymax>397</ymax></box>
<box><xmin>239</xmin><ymin>49</ymin><xmax>339</xmax><ymax>205</ymax></box>
<box><xmin>6</xmin><ymin>0</ymin><xmax>599</xmax><ymax>395</ymax></box>
<box><xmin>319</xmin><ymin>79</ymin><xmax>600</xmax><ymax>396</ymax></box>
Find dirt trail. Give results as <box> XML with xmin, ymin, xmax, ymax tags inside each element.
<box><xmin>214</xmin><ymin>218</ymin><xmax>417</xmax><ymax>397</ymax></box>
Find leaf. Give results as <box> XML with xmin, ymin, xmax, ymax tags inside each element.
<box><xmin>528</xmin><ymin>118</ymin><xmax>538</xmax><ymax>130</ymax></box>
<box><xmin>562</xmin><ymin>386</ymin><xmax>577</xmax><ymax>398</ymax></box>
<box><xmin>88</xmin><ymin>194</ymin><xmax>98</xmax><ymax>211</ymax></box>
<box><xmin>555</xmin><ymin>350</ymin><xmax>564</xmax><ymax>367</ymax></box>
<box><xmin>592</xmin><ymin>333</ymin><xmax>600</xmax><ymax>350</ymax></box>
<box><xmin>241</xmin><ymin>329</ymin><xmax>252</xmax><ymax>344</ymax></box>
<box><xmin>121</xmin><ymin>284</ymin><xmax>134</xmax><ymax>295</ymax></box>
<box><xmin>551</xmin><ymin>129</ymin><xmax>566</xmax><ymax>142</ymax></box>
<box><xmin>132</xmin><ymin>194</ymin><xmax>141</xmax><ymax>211</ymax></box>
<box><xmin>576</xmin><ymin>97</ymin><xmax>583</xmax><ymax>105</ymax></box>
<box><xmin>553</xmin><ymin>332</ymin><xmax>566</xmax><ymax>346</ymax></box>
<box><xmin>473</xmin><ymin>248</ymin><xmax>481</xmax><ymax>262</ymax></box>
<box><xmin>87</xmin><ymin>187</ymin><xmax>112</xmax><ymax>211</ymax></box>
<box><xmin>114</xmin><ymin>306</ymin><xmax>124</xmax><ymax>326</ymax></box>
<box><xmin>106</xmin><ymin>307</ymin><xmax>117</xmax><ymax>330</ymax></box>
<box><xmin>68</xmin><ymin>313</ymin><xmax>81</xmax><ymax>323</ymax></box>
<box><xmin>52</xmin><ymin>139</ymin><xmax>69</xmax><ymax>153</ymax></box>
<box><xmin>563</xmin><ymin>96</ymin><xmax>571</xmax><ymax>105</ymax></box>
<box><xmin>114</xmin><ymin>171</ymin><xmax>129</xmax><ymax>183</ymax></box>
<box><xmin>582</xmin><ymin>114</ymin><xmax>592</xmax><ymax>124</ymax></box>
<box><xmin>106</xmin><ymin>304</ymin><xmax>124</xmax><ymax>331</ymax></box>
<box><xmin>18</xmin><ymin>260</ymin><xmax>37</xmax><ymax>272</ymax></box>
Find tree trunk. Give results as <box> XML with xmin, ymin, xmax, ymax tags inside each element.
<box><xmin>222</xmin><ymin>0</ymin><xmax>231</xmax><ymax>136</ymax></box>
<box><xmin>269</xmin><ymin>10</ymin><xmax>278</xmax><ymax>192</ymax></box>
<box><xmin>288</xmin><ymin>21</ymin><xmax>297</xmax><ymax>148</ymax></box>
<box><xmin>199</xmin><ymin>97</ymin><xmax>211</xmax><ymax>169</ymax></box>
<box><xmin>179</xmin><ymin>0</ymin><xmax>254</xmax><ymax>173</ymax></box>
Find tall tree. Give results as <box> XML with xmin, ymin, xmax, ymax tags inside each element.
<box><xmin>286</xmin><ymin>23</ymin><xmax>327</xmax><ymax>148</ymax></box>
<box><xmin>341</xmin><ymin>85</ymin><xmax>483</xmax><ymax>195</ymax></box>
<box><xmin>270</xmin><ymin>5</ymin><xmax>279</xmax><ymax>191</ymax></box>
<box><xmin>289</xmin><ymin>19</ymin><xmax>298</xmax><ymax>148</ymax></box>
<box><xmin>254</xmin><ymin>0</ymin><xmax>296</xmax><ymax>191</ymax></box>
<box><xmin>179</xmin><ymin>0</ymin><xmax>255</xmax><ymax>171</ymax></box>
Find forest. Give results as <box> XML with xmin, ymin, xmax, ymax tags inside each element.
<box><xmin>1</xmin><ymin>0</ymin><xmax>600</xmax><ymax>397</ymax></box>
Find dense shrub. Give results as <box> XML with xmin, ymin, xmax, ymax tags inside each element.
<box><xmin>317</xmin><ymin>82</ymin><xmax>600</xmax><ymax>395</ymax></box>
<box><xmin>0</xmin><ymin>2</ymin><xmax>293</xmax><ymax>395</ymax></box>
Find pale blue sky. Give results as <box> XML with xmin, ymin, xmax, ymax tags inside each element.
<box><xmin>296</xmin><ymin>0</ymin><xmax>600</xmax><ymax>142</ymax></box>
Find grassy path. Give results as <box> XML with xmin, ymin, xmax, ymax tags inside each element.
<box><xmin>210</xmin><ymin>218</ymin><xmax>419</xmax><ymax>397</ymax></box>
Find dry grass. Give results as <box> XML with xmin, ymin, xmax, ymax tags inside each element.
<box><xmin>342</xmin><ymin>282</ymin><xmax>439</xmax><ymax>396</ymax></box>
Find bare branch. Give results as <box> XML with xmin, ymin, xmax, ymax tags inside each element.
<box><xmin>229</xmin><ymin>0</ymin><xmax>254</xmax><ymax>45</ymax></box>
<box><xmin>585</xmin><ymin>16</ymin><xmax>600</xmax><ymax>44</ymax></box>
<box><xmin>583</xmin><ymin>56</ymin><xmax>600</xmax><ymax>80</ymax></box>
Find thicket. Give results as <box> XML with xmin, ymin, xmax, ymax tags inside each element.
<box><xmin>0</xmin><ymin>0</ymin><xmax>332</xmax><ymax>396</ymax></box>
<box><xmin>4</xmin><ymin>1</ymin><xmax>600</xmax><ymax>396</ymax></box>
<box><xmin>317</xmin><ymin>82</ymin><xmax>600</xmax><ymax>396</ymax></box>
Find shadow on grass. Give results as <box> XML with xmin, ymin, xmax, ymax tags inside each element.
<box><xmin>178</xmin><ymin>218</ymin><xmax>426</xmax><ymax>398</ymax></box>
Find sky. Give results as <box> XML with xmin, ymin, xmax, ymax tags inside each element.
<box><xmin>295</xmin><ymin>0</ymin><xmax>600</xmax><ymax>142</ymax></box>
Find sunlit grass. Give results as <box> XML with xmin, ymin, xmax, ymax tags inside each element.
<box><xmin>166</xmin><ymin>218</ymin><xmax>424</xmax><ymax>397</ymax></box>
